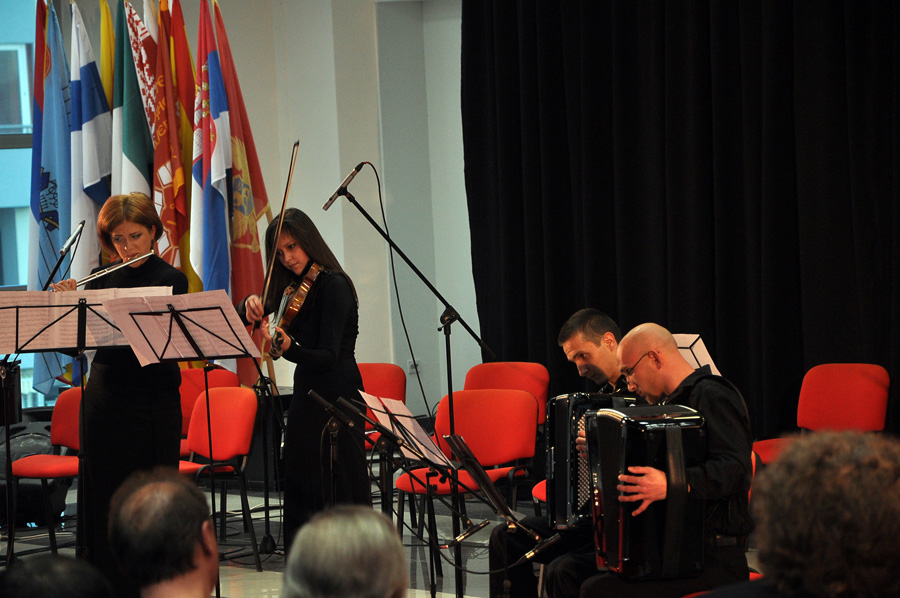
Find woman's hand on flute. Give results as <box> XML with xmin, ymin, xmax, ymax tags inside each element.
<box><xmin>245</xmin><ymin>294</ymin><xmax>265</xmax><ymax>323</ymax></box>
<box><xmin>50</xmin><ymin>278</ymin><xmax>77</xmax><ymax>292</ymax></box>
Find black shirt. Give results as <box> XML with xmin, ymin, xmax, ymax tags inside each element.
<box><xmin>665</xmin><ymin>365</ymin><xmax>754</xmax><ymax>537</ymax></box>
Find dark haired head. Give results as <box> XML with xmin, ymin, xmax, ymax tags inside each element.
<box><xmin>263</xmin><ymin>208</ymin><xmax>356</xmax><ymax>312</ymax></box>
<box><xmin>0</xmin><ymin>554</ymin><xmax>113</xmax><ymax>598</ymax></box>
<box><xmin>108</xmin><ymin>467</ymin><xmax>211</xmax><ymax>588</ymax></box>
<box><xmin>753</xmin><ymin>431</ymin><xmax>900</xmax><ymax>598</ymax></box>
<box><xmin>557</xmin><ymin>308</ymin><xmax>621</xmax><ymax>346</ymax></box>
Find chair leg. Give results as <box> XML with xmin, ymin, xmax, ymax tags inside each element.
<box><xmin>219</xmin><ymin>480</ymin><xmax>227</xmax><ymax>540</ymax></box>
<box><xmin>5</xmin><ymin>477</ymin><xmax>18</xmax><ymax>564</ymax></box>
<box><xmin>397</xmin><ymin>489</ymin><xmax>406</xmax><ymax>538</ymax></box>
<box><xmin>238</xmin><ymin>473</ymin><xmax>262</xmax><ymax>572</ymax></box>
<box><xmin>40</xmin><ymin>479</ymin><xmax>58</xmax><ymax>554</ymax></box>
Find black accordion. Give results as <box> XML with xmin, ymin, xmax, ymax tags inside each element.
<box><xmin>586</xmin><ymin>405</ymin><xmax>707</xmax><ymax>580</ymax></box>
<box><xmin>545</xmin><ymin>393</ymin><xmax>638</xmax><ymax>529</ymax></box>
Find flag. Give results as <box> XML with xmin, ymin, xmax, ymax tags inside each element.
<box><xmin>28</xmin><ymin>0</ymin><xmax>72</xmax><ymax>394</ymax></box>
<box><xmin>164</xmin><ymin>0</ymin><xmax>202</xmax><ymax>292</ymax></box>
<box><xmin>70</xmin><ymin>1</ymin><xmax>112</xmax><ymax>282</ymax></box>
<box><xmin>214</xmin><ymin>0</ymin><xmax>271</xmax><ymax>385</ymax></box>
<box><xmin>111</xmin><ymin>0</ymin><xmax>152</xmax><ymax>196</ymax></box>
<box><xmin>124</xmin><ymin>1</ymin><xmax>157</xmax><ymax>135</ymax></box>
<box><xmin>152</xmin><ymin>0</ymin><xmax>188</xmax><ymax>271</ymax></box>
<box><xmin>99</xmin><ymin>0</ymin><xmax>114</xmax><ymax>109</ymax></box>
<box><xmin>190</xmin><ymin>0</ymin><xmax>232</xmax><ymax>295</ymax></box>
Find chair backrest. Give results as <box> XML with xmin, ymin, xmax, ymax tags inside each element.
<box><xmin>433</xmin><ymin>389</ymin><xmax>538</xmax><ymax>467</ymax></box>
<box><xmin>51</xmin><ymin>386</ymin><xmax>82</xmax><ymax>451</ymax></box>
<box><xmin>358</xmin><ymin>362</ymin><xmax>407</xmax><ymax>431</ymax></box>
<box><xmin>796</xmin><ymin>363</ymin><xmax>889</xmax><ymax>432</ymax></box>
<box><xmin>179</xmin><ymin>367</ymin><xmax>241</xmax><ymax>436</ymax></box>
<box><xmin>186</xmin><ymin>387</ymin><xmax>258</xmax><ymax>461</ymax></box>
<box><xmin>463</xmin><ymin>361</ymin><xmax>550</xmax><ymax>424</ymax></box>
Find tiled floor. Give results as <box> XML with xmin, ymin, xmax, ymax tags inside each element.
<box><xmin>2</xmin><ymin>478</ymin><xmax>758</xmax><ymax>598</ymax></box>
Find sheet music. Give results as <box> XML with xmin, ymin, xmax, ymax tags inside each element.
<box><xmin>104</xmin><ymin>289</ymin><xmax>261</xmax><ymax>366</ymax></box>
<box><xmin>0</xmin><ymin>287</ymin><xmax>170</xmax><ymax>353</ymax></box>
<box><xmin>361</xmin><ymin>390</ymin><xmax>453</xmax><ymax>468</ymax></box>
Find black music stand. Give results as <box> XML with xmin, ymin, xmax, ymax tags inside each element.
<box><xmin>0</xmin><ymin>287</ymin><xmax>162</xmax><ymax>561</ymax></box>
<box><xmin>104</xmin><ymin>289</ymin><xmax>262</xmax><ymax>574</ymax></box>
<box><xmin>358</xmin><ymin>392</ymin><xmax>491</xmax><ymax>598</ymax></box>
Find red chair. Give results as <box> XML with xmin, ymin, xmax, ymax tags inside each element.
<box><xmin>179</xmin><ymin>386</ymin><xmax>261</xmax><ymax>571</ymax></box>
<box><xmin>358</xmin><ymin>362</ymin><xmax>407</xmax><ymax>449</ymax></box>
<box><xmin>6</xmin><ymin>387</ymin><xmax>82</xmax><ymax>561</ymax></box>
<box><xmin>178</xmin><ymin>366</ymin><xmax>240</xmax><ymax>458</ymax></box>
<box><xmin>753</xmin><ymin>363</ymin><xmax>889</xmax><ymax>464</ymax></box>
<box><xmin>395</xmin><ymin>389</ymin><xmax>539</xmax><ymax>543</ymax></box>
<box><xmin>463</xmin><ymin>361</ymin><xmax>549</xmax><ymax>425</ymax></box>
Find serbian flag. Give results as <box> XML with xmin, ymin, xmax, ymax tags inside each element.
<box><xmin>214</xmin><ymin>0</ymin><xmax>270</xmax><ymax>384</ymax></box>
<box><xmin>190</xmin><ymin>0</ymin><xmax>232</xmax><ymax>295</ymax></box>
<box><xmin>70</xmin><ymin>1</ymin><xmax>112</xmax><ymax>282</ymax></box>
<box><xmin>28</xmin><ymin>0</ymin><xmax>72</xmax><ymax>394</ymax></box>
<box><xmin>111</xmin><ymin>0</ymin><xmax>152</xmax><ymax>196</ymax></box>
<box><xmin>151</xmin><ymin>2</ymin><xmax>188</xmax><ymax>271</ymax></box>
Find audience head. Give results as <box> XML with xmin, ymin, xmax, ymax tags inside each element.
<box><xmin>557</xmin><ymin>308</ymin><xmax>622</xmax><ymax>386</ymax></box>
<box><xmin>753</xmin><ymin>431</ymin><xmax>900</xmax><ymax>598</ymax></box>
<box><xmin>283</xmin><ymin>505</ymin><xmax>407</xmax><ymax>598</ymax></box>
<box><xmin>617</xmin><ymin>322</ymin><xmax>693</xmax><ymax>402</ymax></box>
<box><xmin>108</xmin><ymin>467</ymin><xmax>217</xmax><ymax>593</ymax></box>
<box><xmin>0</xmin><ymin>554</ymin><xmax>113</xmax><ymax>598</ymax></box>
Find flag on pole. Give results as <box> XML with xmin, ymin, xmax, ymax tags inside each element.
<box><xmin>190</xmin><ymin>0</ymin><xmax>232</xmax><ymax>295</ymax></box>
<box><xmin>152</xmin><ymin>0</ymin><xmax>188</xmax><ymax>271</ymax></box>
<box><xmin>214</xmin><ymin>0</ymin><xmax>271</xmax><ymax>385</ymax></box>
<box><xmin>161</xmin><ymin>0</ymin><xmax>202</xmax><ymax>292</ymax></box>
<box><xmin>28</xmin><ymin>0</ymin><xmax>72</xmax><ymax>394</ymax></box>
<box><xmin>111</xmin><ymin>0</ymin><xmax>152</xmax><ymax>196</ymax></box>
<box><xmin>124</xmin><ymin>1</ymin><xmax>157</xmax><ymax>135</ymax></box>
<box><xmin>99</xmin><ymin>0</ymin><xmax>115</xmax><ymax>109</ymax></box>
<box><xmin>70</xmin><ymin>1</ymin><xmax>112</xmax><ymax>282</ymax></box>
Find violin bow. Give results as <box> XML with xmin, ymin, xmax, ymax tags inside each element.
<box><xmin>255</xmin><ymin>140</ymin><xmax>300</xmax><ymax>332</ymax></box>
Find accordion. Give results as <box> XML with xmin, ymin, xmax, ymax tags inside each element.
<box><xmin>545</xmin><ymin>393</ymin><xmax>638</xmax><ymax>529</ymax></box>
<box><xmin>586</xmin><ymin>405</ymin><xmax>707</xmax><ymax>580</ymax></box>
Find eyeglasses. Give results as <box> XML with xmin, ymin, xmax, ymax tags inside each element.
<box><xmin>621</xmin><ymin>352</ymin><xmax>650</xmax><ymax>378</ymax></box>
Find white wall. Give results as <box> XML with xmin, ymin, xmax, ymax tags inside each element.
<box><xmin>92</xmin><ymin>0</ymin><xmax>481</xmax><ymax>414</ymax></box>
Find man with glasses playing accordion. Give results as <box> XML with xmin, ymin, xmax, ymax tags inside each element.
<box><xmin>550</xmin><ymin>323</ymin><xmax>753</xmax><ymax>598</ymax></box>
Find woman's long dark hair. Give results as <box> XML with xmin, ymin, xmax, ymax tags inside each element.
<box><xmin>262</xmin><ymin>208</ymin><xmax>357</xmax><ymax>314</ymax></box>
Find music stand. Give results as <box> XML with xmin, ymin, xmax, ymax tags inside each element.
<box><xmin>0</xmin><ymin>286</ymin><xmax>171</xmax><ymax>561</ymax></box>
<box><xmin>104</xmin><ymin>289</ymin><xmax>262</xmax><ymax>574</ymax></box>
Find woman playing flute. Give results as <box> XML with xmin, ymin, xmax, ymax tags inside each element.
<box><xmin>52</xmin><ymin>192</ymin><xmax>187</xmax><ymax>598</ymax></box>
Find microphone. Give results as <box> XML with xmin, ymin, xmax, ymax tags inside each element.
<box><xmin>322</xmin><ymin>162</ymin><xmax>365</xmax><ymax>211</ymax></box>
<box><xmin>308</xmin><ymin>390</ymin><xmax>357</xmax><ymax>430</ymax></box>
<box><xmin>60</xmin><ymin>220</ymin><xmax>86</xmax><ymax>256</ymax></box>
<box><xmin>439</xmin><ymin>519</ymin><xmax>490</xmax><ymax>549</ymax></box>
<box><xmin>510</xmin><ymin>533</ymin><xmax>561</xmax><ymax>568</ymax></box>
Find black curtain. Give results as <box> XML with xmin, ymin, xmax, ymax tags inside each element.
<box><xmin>460</xmin><ymin>0</ymin><xmax>900</xmax><ymax>439</ymax></box>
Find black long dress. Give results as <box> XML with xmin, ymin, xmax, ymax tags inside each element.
<box><xmin>82</xmin><ymin>254</ymin><xmax>187</xmax><ymax>596</ymax></box>
<box><xmin>242</xmin><ymin>267</ymin><xmax>371</xmax><ymax>549</ymax></box>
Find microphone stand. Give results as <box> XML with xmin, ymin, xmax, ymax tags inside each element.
<box><xmin>335</xmin><ymin>190</ymin><xmax>493</xmax><ymax>598</ymax></box>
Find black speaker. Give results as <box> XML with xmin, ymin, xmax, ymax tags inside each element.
<box><xmin>0</xmin><ymin>421</ymin><xmax>73</xmax><ymax>526</ymax></box>
<box><xmin>0</xmin><ymin>360</ymin><xmax>23</xmax><ymax>427</ymax></box>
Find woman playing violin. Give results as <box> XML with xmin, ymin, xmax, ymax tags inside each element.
<box><xmin>51</xmin><ymin>192</ymin><xmax>187</xmax><ymax>598</ymax></box>
<box><xmin>239</xmin><ymin>208</ymin><xmax>370</xmax><ymax>546</ymax></box>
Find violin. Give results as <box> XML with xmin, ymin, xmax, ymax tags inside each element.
<box><xmin>270</xmin><ymin>262</ymin><xmax>324</xmax><ymax>358</ymax></box>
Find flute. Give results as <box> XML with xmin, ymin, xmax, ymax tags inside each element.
<box><xmin>74</xmin><ymin>250</ymin><xmax>155</xmax><ymax>287</ymax></box>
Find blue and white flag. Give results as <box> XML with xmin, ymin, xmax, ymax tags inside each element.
<box><xmin>28</xmin><ymin>0</ymin><xmax>72</xmax><ymax>394</ymax></box>
<box><xmin>190</xmin><ymin>0</ymin><xmax>232</xmax><ymax>295</ymax></box>
<box><xmin>70</xmin><ymin>1</ymin><xmax>112</xmax><ymax>282</ymax></box>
